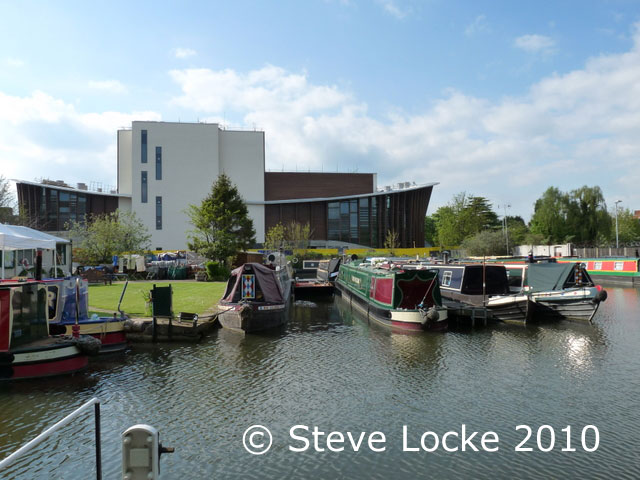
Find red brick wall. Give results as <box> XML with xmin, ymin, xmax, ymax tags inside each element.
<box><xmin>265</xmin><ymin>172</ymin><xmax>374</xmax><ymax>201</ymax></box>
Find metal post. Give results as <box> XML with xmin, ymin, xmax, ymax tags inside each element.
<box><xmin>95</xmin><ymin>403</ymin><xmax>102</xmax><ymax>480</ymax></box>
<box><xmin>615</xmin><ymin>200</ymin><xmax>621</xmax><ymax>250</ymax></box>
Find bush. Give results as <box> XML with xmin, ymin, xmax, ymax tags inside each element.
<box><xmin>461</xmin><ymin>230</ymin><xmax>507</xmax><ymax>257</ymax></box>
<box><xmin>205</xmin><ymin>261</ymin><xmax>230</xmax><ymax>282</ymax></box>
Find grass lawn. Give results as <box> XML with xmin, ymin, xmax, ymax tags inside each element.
<box><xmin>88</xmin><ymin>281</ymin><xmax>227</xmax><ymax>318</ymax></box>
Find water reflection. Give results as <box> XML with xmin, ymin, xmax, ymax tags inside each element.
<box><xmin>0</xmin><ymin>288</ymin><xmax>638</xmax><ymax>479</ymax></box>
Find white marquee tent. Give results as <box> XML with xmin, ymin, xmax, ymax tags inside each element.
<box><xmin>0</xmin><ymin>224</ymin><xmax>70</xmax><ymax>279</ymax></box>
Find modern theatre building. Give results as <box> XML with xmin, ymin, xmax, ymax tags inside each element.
<box><xmin>16</xmin><ymin>121</ymin><xmax>437</xmax><ymax>250</ymax></box>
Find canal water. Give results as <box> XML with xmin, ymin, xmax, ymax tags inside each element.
<box><xmin>1</xmin><ymin>287</ymin><xmax>639</xmax><ymax>479</ymax></box>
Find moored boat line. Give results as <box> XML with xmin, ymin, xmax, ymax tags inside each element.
<box><xmin>335</xmin><ymin>260</ymin><xmax>448</xmax><ymax>332</ymax></box>
<box><xmin>423</xmin><ymin>263</ymin><xmax>534</xmax><ymax>324</ymax></box>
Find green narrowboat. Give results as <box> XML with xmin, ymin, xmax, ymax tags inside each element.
<box><xmin>336</xmin><ymin>261</ymin><xmax>448</xmax><ymax>332</ymax></box>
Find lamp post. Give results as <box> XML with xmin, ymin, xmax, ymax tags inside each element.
<box><xmin>499</xmin><ymin>204</ymin><xmax>511</xmax><ymax>254</ymax></box>
<box><xmin>615</xmin><ymin>200</ymin><xmax>622</xmax><ymax>249</ymax></box>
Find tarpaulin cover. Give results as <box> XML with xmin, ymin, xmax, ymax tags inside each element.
<box><xmin>221</xmin><ymin>263</ymin><xmax>284</xmax><ymax>303</ymax></box>
<box><xmin>526</xmin><ymin>263</ymin><xmax>576</xmax><ymax>292</ymax></box>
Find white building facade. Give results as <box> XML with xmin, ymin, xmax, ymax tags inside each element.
<box><xmin>117</xmin><ymin>122</ymin><xmax>266</xmax><ymax>250</ymax></box>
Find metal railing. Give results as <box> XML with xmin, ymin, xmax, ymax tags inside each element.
<box><xmin>0</xmin><ymin>397</ymin><xmax>102</xmax><ymax>479</ymax></box>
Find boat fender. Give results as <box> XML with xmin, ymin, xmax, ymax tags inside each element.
<box><xmin>421</xmin><ymin>306</ymin><xmax>440</xmax><ymax>324</ymax></box>
<box><xmin>124</xmin><ymin>319</ymin><xmax>147</xmax><ymax>332</ymax></box>
<box><xmin>594</xmin><ymin>289</ymin><xmax>608</xmax><ymax>303</ymax></box>
<box><xmin>72</xmin><ymin>335</ymin><xmax>102</xmax><ymax>356</ymax></box>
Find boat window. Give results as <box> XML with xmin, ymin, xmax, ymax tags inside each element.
<box><xmin>10</xmin><ymin>285</ymin><xmax>48</xmax><ymax>347</ymax></box>
<box><xmin>594</xmin><ymin>262</ymin><xmax>602</xmax><ymax>270</ymax></box>
<box><xmin>506</xmin><ymin>269</ymin><xmax>523</xmax><ymax>289</ymax></box>
<box><xmin>462</xmin><ymin>266</ymin><xmax>509</xmax><ymax>295</ymax></box>
<box><xmin>442</xmin><ymin>271</ymin><xmax>452</xmax><ymax>286</ymax></box>
<box><xmin>614</xmin><ymin>262</ymin><xmax>624</xmax><ymax>271</ymax></box>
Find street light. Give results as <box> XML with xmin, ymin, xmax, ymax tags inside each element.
<box><xmin>499</xmin><ymin>204</ymin><xmax>511</xmax><ymax>254</ymax></box>
<box><xmin>615</xmin><ymin>200</ymin><xmax>622</xmax><ymax>249</ymax></box>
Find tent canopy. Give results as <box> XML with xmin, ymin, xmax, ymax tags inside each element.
<box><xmin>0</xmin><ymin>224</ymin><xmax>70</xmax><ymax>251</ymax></box>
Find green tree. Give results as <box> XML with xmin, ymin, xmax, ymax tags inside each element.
<box><xmin>464</xmin><ymin>196</ymin><xmax>500</xmax><ymax>233</ymax></box>
<box><xmin>613</xmin><ymin>208</ymin><xmax>640</xmax><ymax>244</ymax></box>
<box><xmin>431</xmin><ymin>192</ymin><xmax>500</xmax><ymax>247</ymax></box>
<box><xmin>505</xmin><ymin>216</ymin><xmax>529</xmax><ymax>247</ymax></box>
<box><xmin>530</xmin><ymin>187</ymin><xmax>570</xmax><ymax>243</ymax></box>
<box><xmin>187</xmin><ymin>173</ymin><xmax>255</xmax><ymax>265</ymax></box>
<box><xmin>530</xmin><ymin>185</ymin><xmax>612</xmax><ymax>246</ymax></box>
<box><xmin>566</xmin><ymin>185</ymin><xmax>611</xmax><ymax>245</ymax></box>
<box><xmin>68</xmin><ymin>210</ymin><xmax>151</xmax><ymax>264</ymax></box>
<box><xmin>264</xmin><ymin>221</ymin><xmax>312</xmax><ymax>252</ymax></box>
<box><xmin>432</xmin><ymin>205</ymin><xmax>461</xmax><ymax>247</ymax></box>
<box><xmin>460</xmin><ymin>230</ymin><xmax>507</xmax><ymax>257</ymax></box>
<box><xmin>384</xmin><ymin>229</ymin><xmax>400</xmax><ymax>250</ymax></box>
<box><xmin>424</xmin><ymin>215</ymin><xmax>437</xmax><ymax>246</ymax></box>
<box><xmin>264</xmin><ymin>223</ymin><xmax>286</xmax><ymax>251</ymax></box>
<box><xmin>0</xmin><ymin>176</ymin><xmax>15</xmax><ymax>223</ymax></box>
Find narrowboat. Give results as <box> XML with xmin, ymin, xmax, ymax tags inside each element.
<box><xmin>556</xmin><ymin>257</ymin><xmax>640</xmax><ymax>286</ymax></box>
<box><xmin>501</xmin><ymin>262</ymin><xmax>607</xmax><ymax>322</ymax></box>
<box><xmin>335</xmin><ymin>261</ymin><xmax>448</xmax><ymax>332</ymax></box>
<box><xmin>427</xmin><ymin>264</ymin><xmax>533</xmax><ymax>324</ymax></box>
<box><xmin>293</xmin><ymin>258</ymin><xmax>341</xmax><ymax>298</ymax></box>
<box><xmin>46</xmin><ymin>277</ymin><xmax>128</xmax><ymax>353</ymax></box>
<box><xmin>218</xmin><ymin>263</ymin><xmax>293</xmax><ymax>333</ymax></box>
<box><xmin>0</xmin><ymin>281</ymin><xmax>88</xmax><ymax>381</ymax></box>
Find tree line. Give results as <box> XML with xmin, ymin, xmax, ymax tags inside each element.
<box><xmin>426</xmin><ymin>186</ymin><xmax>640</xmax><ymax>256</ymax></box>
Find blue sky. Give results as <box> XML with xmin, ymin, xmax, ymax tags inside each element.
<box><xmin>1</xmin><ymin>0</ymin><xmax>639</xmax><ymax>221</ymax></box>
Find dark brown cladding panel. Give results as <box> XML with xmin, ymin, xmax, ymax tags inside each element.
<box><xmin>265</xmin><ymin>185</ymin><xmax>433</xmax><ymax>248</ymax></box>
<box><xmin>16</xmin><ymin>182</ymin><xmax>119</xmax><ymax>231</ymax></box>
<box><xmin>265</xmin><ymin>172</ymin><xmax>375</xmax><ymax>201</ymax></box>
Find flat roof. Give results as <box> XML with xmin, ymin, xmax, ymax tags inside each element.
<box><xmin>248</xmin><ymin>182</ymin><xmax>438</xmax><ymax>205</ymax></box>
<box><xmin>14</xmin><ymin>179</ymin><xmax>131</xmax><ymax>198</ymax></box>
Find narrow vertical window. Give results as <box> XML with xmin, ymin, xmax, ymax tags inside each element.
<box><xmin>155</xmin><ymin>146</ymin><xmax>162</xmax><ymax>180</ymax></box>
<box><xmin>141</xmin><ymin>130</ymin><xmax>147</xmax><ymax>163</ymax></box>
<box><xmin>156</xmin><ymin>196</ymin><xmax>162</xmax><ymax>230</ymax></box>
<box><xmin>141</xmin><ymin>171</ymin><xmax>148</xmax><ymax>203</ymax></box>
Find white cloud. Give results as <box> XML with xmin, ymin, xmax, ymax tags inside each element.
<box><xmin>3</xmin><ymin>24</ymin><xmax>640</xmax><ymax>221</ymax></box>
<box><xmin>376</xmin><ymin>0</ymin><xmax>409</xmax><ymax>19</ymax></box>
<box><xmin>514</xmin><ymin>34</ymin><xmax>556</xmax><ymax>53</ymax></box>
<box><xmin>88</xmin><ymin>80</ymin><xmax>127</xmax><ymax>94</ymax></box>
<box><xmin>167</xmin><ymin>23</ymin><xmax>640</xmax><ymax>218</ymax></box>
<box><xmin>4</xmin><ymin>57</ymin><xmax>25</xmax><ymax>67</ymax></box>
<box><xmin>0</xmin><ymin>90</ymin><xmax>160</xmax><ymax>187</ymax></box>
<box><xmin>172</xmin><ymin>48</ymin><xmax>197</xmax><ymax>59</ymax></box>
<box><xmin>465</xmin><ymin>14</ymin><xmax>491</xmax><ymax>37</ymax></box>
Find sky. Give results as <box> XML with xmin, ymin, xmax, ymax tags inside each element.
<box><xmin>1</xmin><ymin>0</ymin><xmax>639</xmax><ymax>221</ymax></box>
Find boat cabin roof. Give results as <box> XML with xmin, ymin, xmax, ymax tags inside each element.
<box><xmin>221</xmin><ymin>263</ymin><xmax>284</xmax><ymax>304</ymax></box>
